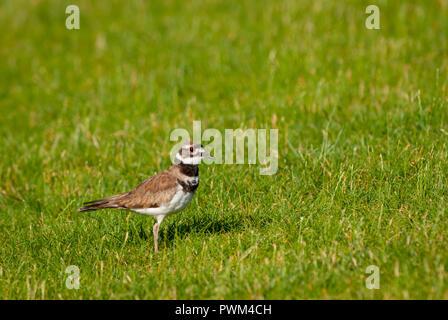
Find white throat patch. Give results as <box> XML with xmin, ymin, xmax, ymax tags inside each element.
<box><xmin>175</xmin><ymin>153</ymin><xmax>202</xmax><ymax>165</ymax></box>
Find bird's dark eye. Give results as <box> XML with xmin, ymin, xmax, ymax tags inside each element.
<box><xmin>189</xmin><ymin>147</ymin><xmax>194</xmax><ymax>152</ymax></box>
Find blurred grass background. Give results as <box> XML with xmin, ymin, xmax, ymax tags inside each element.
<box><xmin>0</xmin><ymin>0</ymin><xmax>448</xmax><ymax>299</ymax></box>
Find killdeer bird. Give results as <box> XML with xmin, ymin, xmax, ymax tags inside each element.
<box><xmin>78</xmin><ymin>142</ymin><xmax>214</xmax><ymax>253</ymax></box>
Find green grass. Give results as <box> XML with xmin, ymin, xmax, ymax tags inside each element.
<box><xmin>1</xmin><ymin>0</ymin><xmax>448</xmax><ymax>299</ymax></box>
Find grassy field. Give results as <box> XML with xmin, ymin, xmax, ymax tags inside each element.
<box><xmin>1</xmin><ymin>0</ymin><xmax>448</xmax><ymax>299</ymax></box>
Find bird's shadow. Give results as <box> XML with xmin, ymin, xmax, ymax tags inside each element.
<box><xmin>131</xmin><ymin>214</ymin><xmax>244</xmax><ymax>245</ymax></box>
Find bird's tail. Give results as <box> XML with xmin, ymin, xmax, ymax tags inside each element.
<box><xmin>78</xmin><ymin>199</ymin><xmax>116</xmax><ymax>212</ymax></box>
<box><xmin>78</xmin><ymin>193</ymin><xmax>128</xmax><ymax>212</ymax></box>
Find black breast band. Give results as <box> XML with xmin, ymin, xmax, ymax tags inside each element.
<box><xmin>177</xmin><ymin>179</ymin><xmax>199</xmax><ymax>192</ymax></box>
<box><xmin>179</xmin><ymin>164</ymin><xmax>199</xmax><ymax>177</ymax></box>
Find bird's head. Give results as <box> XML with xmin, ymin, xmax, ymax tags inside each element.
<box><xmin>174</xmin><ymin>142</ymin><xmax>215</xmax><ymax>165</ymax></box>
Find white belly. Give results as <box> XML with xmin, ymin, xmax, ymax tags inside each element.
<box><xmin>131</xmin><ymin>186</ymin><xmax>196</xmax><ymax>217</ymax></box>
<box><xmin>168</xmin><ymin>187</ymin><xmax>196</xmax><ymax>212</ymax></box>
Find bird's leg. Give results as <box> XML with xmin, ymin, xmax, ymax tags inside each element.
<box><xmin>153</xmin><ymin>216</ymin><xmax>165</xmax><ymax>253</ymax></box>
<box><xmin>153</xmin><ymin>221</ymin><xmax>160</xmax><ymax>253</ymax></box>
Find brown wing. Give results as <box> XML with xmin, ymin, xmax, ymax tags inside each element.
<box><xmin>115</xmin><ymin>172</ymin><xmax>179</xmax><ymax>209</ymax></box>
<box><xmin>78</xmin><ymin>170</ymin><xmax>179</xmax><ymax>212</ymax></box>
